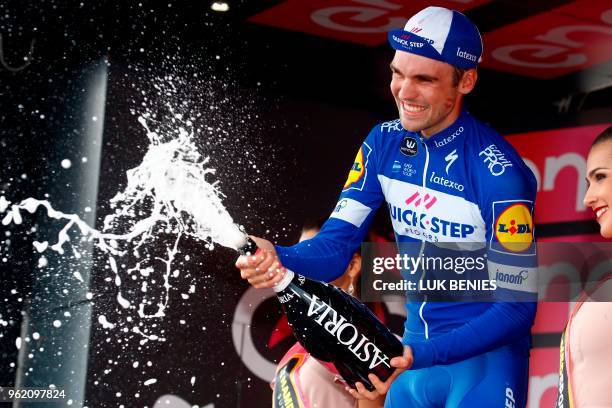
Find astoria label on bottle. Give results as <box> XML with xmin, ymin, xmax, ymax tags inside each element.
<box><xmin>273</xmin><ymin>269</ymin><xmax>404</xmax><ymax>391</ymax></box>
<box><xmin>306</xmin><ymin>292</ymin><xmax>391</xmax><ymax>369</ymax></box>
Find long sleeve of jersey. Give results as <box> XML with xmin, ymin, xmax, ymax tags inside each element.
<box><xmin>276</xmin><ymin>128</ymin><xmax>384</xmax><ymax>282</ymax></box>
<box><xmin>409</xmin><ymin>301</ymin><xmax>536</xmax><ymax>369</ymax></box>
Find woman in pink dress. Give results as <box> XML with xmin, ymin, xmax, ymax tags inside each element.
<box><xmin>556</xmin><ymin>126</ymin><xmax>612</xmax><ymax>407</ymax></box>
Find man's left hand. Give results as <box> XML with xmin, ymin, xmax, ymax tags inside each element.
<box><xmin>345</xmin><ymin>346</ymin><xmax>413</xmax><ymax>401</ymax></box>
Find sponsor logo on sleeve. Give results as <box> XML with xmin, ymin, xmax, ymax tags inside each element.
<box><xmin>490</xmin><ymin>262</ymin><xmax>538</xmax><ymax>294</ymax></box>
<box><xmin>330</xmin><ymin>198</ymin><xmax>372</xmax><ymax>228</ymax></box>
<box><xmin>380</xmin><ymin>119</ymin><xmax>402</xmax><ymax>133</ymax></box>
<box><xmin>492</xmin><ymin>201</ymin><xmax>534</xmax><ymax>254</ymax></box>
<box><xmin>343</xmin><ymin>143</ymin><xmax>372</xmax><ymax>191</ymax></box>
<box><xmin>479</xmin><ymin>144</ymin><xmax>513</xmax><ymax>176</ymax></box>
<box><xmin>400</xmin><ymin>136</ymin><xmax>418</xmax><ymax>157</ymax></box>
<box><xmin>496</xmin><ymin>269</ymin><xmax>529</xmax><ymax>286</ymax></box>
<box><xmin>334</xmin><ymin>199</ymin><xmax>348</xmax><ymax>213</ymax></box>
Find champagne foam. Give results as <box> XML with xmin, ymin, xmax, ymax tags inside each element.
<box><xmin>0</xmin><ymin>76</ymin><xmax>249</xmax><ymax>339</ymax></box>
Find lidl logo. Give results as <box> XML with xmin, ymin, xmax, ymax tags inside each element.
<box><xmin>494</xmin><ymin>203</ymin><xmax>534</xmax><ymax>252</ymax></box>
<box><xmin>498</xmin><ymin>221</ymin><xmax>531</xmax><ymax>235</ymax></box>
<box><xmin>343</xmin><ymin>144</ymin><xmax>371</xmax><ymax>191</ymax></box>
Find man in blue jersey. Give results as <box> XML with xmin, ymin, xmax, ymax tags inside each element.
<box><xmin>236</xmin><ymin>6</ymin><xmax>537</xmax><ymax>408</ymax></box>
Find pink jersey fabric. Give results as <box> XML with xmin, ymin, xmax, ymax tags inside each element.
<box><xmin>272</xmin><ymin>343</ymin><xmax>357</xmax><ymax>408</ymax></box>
<box><xmin>567</xmin><ymin>278</ymin><xmax>612</xmax><ymax>407</ymax></box>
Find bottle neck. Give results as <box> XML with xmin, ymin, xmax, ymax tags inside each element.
<box><xmin>273</xmin><ymin>269</ymin><xmax>295</xmax><ymax>292</ymax></box>
<box><xmin>237</xmin><ymin>237</ymin><xmax>258</xmax><ymax>256</ymax></box>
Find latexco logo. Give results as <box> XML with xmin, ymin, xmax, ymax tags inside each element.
<box><xmin>456</xmin><ymin>47</ymin><xmax>478</xmax><ymax>62</ymax></box>
<box><xmin>434</xmin><ymin>126</ymin><xmax>463</xmax><ymax>148</ymax></box>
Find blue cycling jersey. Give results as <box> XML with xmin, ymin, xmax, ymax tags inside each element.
<box><xmin>276</xmin><ymin>108</ymin><xmax>538</xmax><ymax>370</ymax></box>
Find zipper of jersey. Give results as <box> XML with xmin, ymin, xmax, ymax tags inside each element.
<box><xmin>419</xmin><ymin>137</ymin><xmax>430</xmax><ymax>340</ymax></box>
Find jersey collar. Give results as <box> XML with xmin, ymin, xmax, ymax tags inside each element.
<box><xmin>421</xmin><ymin>109</ymin><xmax>469</xmax><ymax>148</ymax></box>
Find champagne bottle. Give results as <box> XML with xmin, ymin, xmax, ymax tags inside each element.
<box><xmin>238</xmin><ymin>239</ymin><xmax>404</xmax><ymax>391</ymax></box>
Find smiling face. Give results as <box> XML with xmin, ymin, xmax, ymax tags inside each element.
<box><xmin>584</xmin><ymin>140</ymin><xmax>612</xmax><ymax>238</ymax></box>
<box><xmin>389</xmin><ymin>51</ymin><xmax>477</xmax><ymax>137</ymax></box>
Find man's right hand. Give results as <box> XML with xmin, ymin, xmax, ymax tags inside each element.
<box><xmin>235</xmin><ymin>236</ymin><xmax>287</xmax><ymax>289</ymax></box>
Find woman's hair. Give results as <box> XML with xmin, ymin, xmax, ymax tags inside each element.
<box><xmin>591</xmin><ymin>126</ymin><xmax>612</xmax><ymax>148</ymax></box>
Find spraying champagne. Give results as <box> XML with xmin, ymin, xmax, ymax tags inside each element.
<box><xmin>237</xmin><ymin>238</ymin><xmax>404</xmax><ymax>391</ymax></box>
